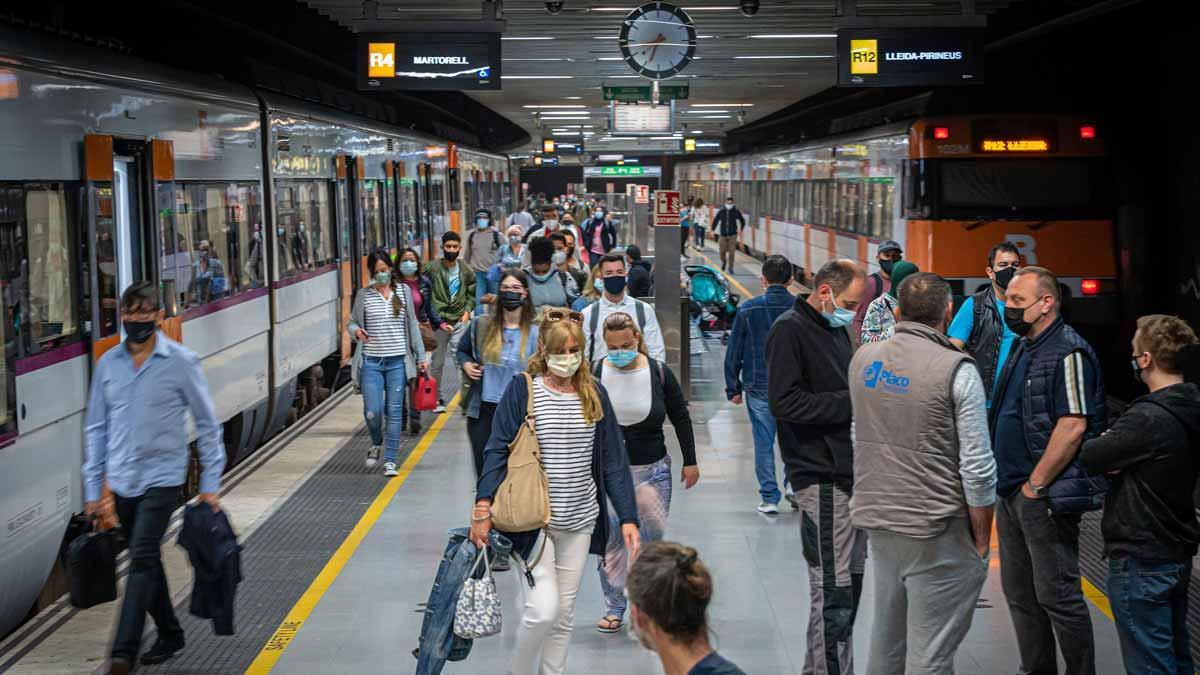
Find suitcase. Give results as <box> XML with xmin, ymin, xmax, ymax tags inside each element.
<box><xmin>67</xmin><ymin>528</ymin><xmax>118</xmax><ymax>609</ymax></box>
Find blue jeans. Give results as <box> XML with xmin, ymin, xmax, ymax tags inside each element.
<box><xmin>1108</xmin><ymin>557</ymin><xmax>1194</xmax><ymax>674</ymax></box>
<box><xmin>474</xmin><ymin>270</ymin><xmax>493</xmax><ymax>308</ymax></box>
<box><xmin>361</xmin><ymin>355</ymin><xmax>406</xmax><ymax>463</ymax></box>
<box><xmin>746</xmin><ymin>392</ymin><xmax>784</xmax><ymax>504</ymax></box>
<box><xmin>600</xmin><ymin>456</ymin><xmax>672</xmax><ymax>618</ymax></box>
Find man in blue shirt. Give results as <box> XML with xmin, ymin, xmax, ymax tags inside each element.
<box><xmin>84</xmin><ymin>281</ymin><xmax>225</xmax><ymax>674</ymax></box>
<box><xmin>724</xmin><ymin>255</ymin><xmax>795</xmax><ymax>514</ymax></box>
<box><xmin>949</xmin><ymin>241</ymin><xmax>1022</xmax><ymax>405</ymax></box>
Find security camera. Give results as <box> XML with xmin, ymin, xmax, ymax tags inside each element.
<box><xmin>546</xmin><ymin>1</ymin><xmax>564</xmax><ymax>14</ymax></box>
<box><xmin>739</xmin><ymin>0</ymin><xmax>759</xmax><ymax>16</ymax></box>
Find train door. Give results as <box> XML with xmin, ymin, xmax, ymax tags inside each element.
<box><xmin>85</xmin><ymin>135</ymin><xmax>176</xmax><ymax>359</ymax></box>
<box><xmin>418</xmin><ymin>163</ymin><xmax>435</xmax><ymax>259</ymax></box>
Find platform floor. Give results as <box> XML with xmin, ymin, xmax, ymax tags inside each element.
<box><xmin>0</xmin><ymin>247</ymin><xmax>1125</xmax><ymax>675</ymax></box>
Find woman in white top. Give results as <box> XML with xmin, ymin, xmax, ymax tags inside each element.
<box><xmin>471</xmin><ymin>308</ymin><xmax>641</xmax><ymax>675</ymax></box>
<box><xmin>348</xmin><ymin>250</ymin><xmax>425</xmax><ymax>476</ymax></box>
<box><xmin>691</xmin><ymin>197</ymin><xmax>710</xmax><ymax>250</ymax></box>
<box><xmin>593</xmin><ymin>311</ymin><xmax>699</xmax><ymax>633</ymax></box>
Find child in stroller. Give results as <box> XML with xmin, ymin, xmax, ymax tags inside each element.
<box><xmin>685</xmin><ymin>264</ymin><xmax>739</xmax><ymax>344</ymax></box>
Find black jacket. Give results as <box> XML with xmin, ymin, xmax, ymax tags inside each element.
<box><xmin>593</xmin><ymin>358</ymin><xmax>697</xmax><ymax>467</ymax></box>
<box><xmin>627</xmin><ymin>261</ymin><xmax>652</xmax><ymax>298</ymax></box>
<box><xmin>965</xmin><ymin>287</ymin><xmax>1004</xmax><ymax>396</ymax></box>
<box><xmin>765</xmin><ymin>296</ymin><xmax>855</xmax><ymax>491</ymax></box>
<box><xmin>1081</xmin><ymin>382</ymin><xmax>1200</xmax><ymax>562</ymax></box>
<box><xmin>581</xmin><ymin>217</ymin><xmax>617</xmax><ymax>255</ymax></box>
<box><xmin>712</xmin><ymin>206</ymin><xmax>746</xmax><ymax>238</ymax></box>
<box><xmin>177</xmin><ymin>504</ymin><xmax>242</xmax><ymax>635</ymax></box>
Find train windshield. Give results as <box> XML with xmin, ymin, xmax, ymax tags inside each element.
<box><xmin>938</xmin><ymin>158</ymin><xmax>1104</xmax><ymax>213</ymax></box>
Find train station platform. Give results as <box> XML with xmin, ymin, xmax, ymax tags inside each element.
<box><xmin>0</xmin><ymin>246</ymin><xmax>1127</xmax><ymax>675</ymax></box>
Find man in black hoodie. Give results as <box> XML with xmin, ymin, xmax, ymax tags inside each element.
<box><xmin>765</xmin><ymin>258</ymin><xmax>866</xmax><ymax>675</ymax></box>
<box><xmin>1082</xmin><ymin>314</ymin><xmax>1200</xmax><ymax>675</ymax></box>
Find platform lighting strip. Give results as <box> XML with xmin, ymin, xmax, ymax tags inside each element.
<box><xmin>749</xmin><ymin>34</ymin><xmax>837</xmax><ymax>38</ymax></box>
<box><xmin>691</xmin><ymin>103</ymin><xmax>754</xmax><ymax>107</ymax></box>
<box><xmin>502</xmin><ymin>36</ymin><xmax>556</xmax><ymax>40</ymax></box>
<box><xmin>524</xmin><ymin>104</ymin><xmax>588</xmax><ymax>108</ymax></box>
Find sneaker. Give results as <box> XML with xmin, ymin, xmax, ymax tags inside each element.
<box><xmin>432</xmin><ymin>402</ymin><xmax>447</xmax><ymax>414</ymax></box>
<box><xmin>139</xmin><ymin>635</ymin><xmax>184</xmax><ymax>665</ymax></box>
<box><xmin>785</xmin><ymin>491</ymin><xmax>799</xmax><ymax>510</ymax></box>
<box><xmin>491</xmin><ymin>556</ymin><xmax>511</xmax><ymax>572</ymax></box>
<box><xmin>384</xmin><ymin>461</ymin><xmax>398</xmax><ymax>477</ymax></box>
<box><xmin>108</xmin><ymin>657</ymin><xmax>133</xmax><ymax>675</ymax></box>
<box><xmin>757</xmin><ymin>502</ymin><xmax>779</xmax><ymax>515</ymax></box>
<box><xmin>365</xmin><ymin>445</ymin><xmax>381</xmax><ymax>468</ymax></box>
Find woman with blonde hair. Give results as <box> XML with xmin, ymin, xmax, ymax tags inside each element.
<box><xmin>594</xmin><ymin>311</ymin><xmax>699</xmax><ymax>634</ymax></box>
<box><xmin>572</xmin><ymin>265</ymin><xmax>603</xmax><ymax>311</ymax></box>
<box><xmin>471</xmin><ymin>308</ymin><xmax>640</xmax><ymax>675</ymax></box>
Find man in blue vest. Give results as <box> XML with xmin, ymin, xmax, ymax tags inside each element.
<box><xmin>989</xmin><ymin>266</ymin><xmax>1107</xmax><ymax>675</ymax></box>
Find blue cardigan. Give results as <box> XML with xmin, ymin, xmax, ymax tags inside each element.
<box><xmin>475</xmin><ymin>374</ymin><xmax>640</xmax><ymax>560</ymax></box>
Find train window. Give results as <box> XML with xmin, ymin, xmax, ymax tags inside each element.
<box><xmin>361</xmin><ymin>180</ymin><xmax>385</xmax><ymax>252</ymax></box>
<box><xmin>275</xmin><ymin>180</ymin><xmax>333</xmax><ymax>278</ymax></box>
<box><xmin>26</xmin><ymin>187</ymin><xmax>77</xmax><ymax>346</ymax></box>
<box><xmin>308</xmin><ymin>183</ymin><xmax>334</xmax><ymax>266</ymax></box>
<box><xmin>173</xmin><ymin>182</ymin><xmax>263</xmax><ymax>309</ymax></box>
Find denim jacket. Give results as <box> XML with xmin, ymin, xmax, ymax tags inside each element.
<box><xmin>415</xmin><ymin>527</ymin><xmax>512</xmax><ymax>675</ymax></box>
<box><xmin>724</xmin><ymin>285</ymin><xmax>794</xmax><ymax>398</ymax></box>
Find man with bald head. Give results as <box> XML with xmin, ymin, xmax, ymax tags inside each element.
<box><xmin>766</xmin><ymin>259</ymin><xmax>867</xmax><ymax>675</ymax></box>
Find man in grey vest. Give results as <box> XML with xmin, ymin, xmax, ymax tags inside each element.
<box><xmin>849</xmin><ymin>273</ymin><xmax>997</xmax><ymax>675</ymax></box>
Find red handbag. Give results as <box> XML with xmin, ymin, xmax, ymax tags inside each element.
<box><xmin>413</xmin><ymin>373</ymin><xmax>438</xmax><ymax>411</ymax></box>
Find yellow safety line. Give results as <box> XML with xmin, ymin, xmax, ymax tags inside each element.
<box><xmin>244</xmin><ymin>393</ymin><xmax>462</xmax><ymax>674</ymax></box>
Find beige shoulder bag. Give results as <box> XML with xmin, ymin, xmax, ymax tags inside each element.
<box><xmin>490</xmin><ymin>373</ymin><xmax>551</xmax><ymax>532</ymax></box>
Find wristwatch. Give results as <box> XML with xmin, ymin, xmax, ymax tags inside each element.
<box><xmin>1028</xmin><ymin>481</ymin><xmax>1048</xmax><ymax>499</ymax></box>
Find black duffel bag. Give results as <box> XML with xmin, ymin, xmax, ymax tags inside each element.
<box><xmin>67</xmin><ymin>526</ymin><xmax>118</xmax><ymax>609</ymax></box>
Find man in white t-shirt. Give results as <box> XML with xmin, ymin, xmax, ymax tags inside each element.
<box><xmin>581</xmin><ymin>252</ymin><xmax>665</xmax><ymax>364</ymax></box>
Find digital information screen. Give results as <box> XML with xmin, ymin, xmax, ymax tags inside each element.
<box><xmin>610</xmin><ymin>102</ymin><xmax>674</xmax><ymax>134</ymax></box>
<box><xmin>358</xmin><ymin>33</ymin><xmax>501</xmax><ymax>91</ymax></box>
<box><xmin>837</xmin><ymin>28</ymin><xmax>983</xmax><ymax>87</ymax></box>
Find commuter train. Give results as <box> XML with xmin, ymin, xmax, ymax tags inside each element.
<box><xmin>0</xmin><ymin>28</ymin><xmax>511</xmax><ymax>637</ymax></box>
<box><xmin>676</xmin><ymin>114</ymin><xmax>1119</xmax><ymax>331</ymax></box>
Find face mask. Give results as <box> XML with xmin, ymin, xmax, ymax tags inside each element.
<box><xmin>531</xmin><ymin>269</ymin><xmax>555</xmax><ymax>283</ymax></box>
<box><xmin>399</xmin><ymin>260</ymin><xmax>418</xmax><ymax>276</ymax></box>
<box><xmin>1003</xmin><ymin>302</ymin><xmax>1037</xmax><ymax>337</ymax></box>
<box><xmin>1131</xmin><ymin>355</ymin><xmax>1145</xmax><ymax>386</ymax></box>
<box><xmin>277</xmin><ymin>228</ymin><xmax>285</xmax><ymax>236</ymax></box>
<box><xmin>547</xmin><ymin>352</ymin><xmax>582</xmax><ymax>378</ymax></box>
<box><xmin>603</xmin><ymin>275</ymin><xmax>627</xmax><ymax>295</ymax></box>
<box><xmin>443</xmin><ymin>250</ymin><xmax>459</xmax><ymax>262</ymax></box>
<box><xmin>821</xmin><ymin>294</ymin><xmax>855</xmax><ymax>329</ymax></box>
<box><xmin>594</xmin><ymin>278</ymin><xmax>604</xmax><ymax>292</ymax></box>
<box><xmin>509</xmin><ymin>235</ymin><xmax>522</xmax><ymax>246</ymax></box>
<box><xmin>551</xmin><ymin>250</ymin><xmax>567</xmax><ymax>266</ymax></box>
<box><xmin>374</xmin><ymin>271</ymin><xmax>391</xmax><ymax>286</ymax></box>
<box><xmin>993</xmin><ymin>267</ymin><xmax>1017</xmax><ymax>290</ymax></box>
<box><xmin>476</xmin><ymin>218</ymin><xmax>489</xmax><ymax>230</ymax></box>
<box><xmin>499</xmin><ymin>290</ymin><xmax>525</xmax><ymax>311</ymax></box>
<box><xmin>608</xmin><ymin>349</ymin><xmax>638</xmax><ymax>368</ymax></box>
<box><xmin>199</xmin><ymin>250</ymin><xmax>210</xmax><ymax>259</ymax></box>
<box><xmin>543</xmin><ymin>220</ymin><xmax>559</xmax><ymax>230</ymax></box>
<box><xmin>123</xmin><ymin>320</ymin><xmax>156</xmax><ymax>345</ymax></box>
<box><xmin>725</xmin><ymin>203</ymin><xmax>733</xmax><ymax>210</ymax></box>
<box><xmin>594</xmin><ymin>212</ymin><xmax>603</xmax><ymax>220</ymax></box>
<box><xmin>879</xmin><ymin>259</ymin><xmax>896</xmax><ymax>275</ymax></box>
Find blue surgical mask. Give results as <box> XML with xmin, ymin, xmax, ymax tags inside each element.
<box><xmin>608</xmin><ymin>349</ymin><xmax>638</xmax><ymax>368</ymax></box>
<box><xmin>476</xmin><ymin>218</ymin><xmax>489</xmax><ymax>229</ymax></box>
<box><xmin>822</xmin><ymin>295</ymin><xmax>855</xmax><ymax>329</ymax></box>
<box><xmin>374</xmin><ymin>271</ymin><xmax>391</xmax><ymax>286</ymax></box>
<box><xmin>399</xmin><ymin>260</ymin><xmax>418</xmax><ymax>276</ymax></box>
<box><xmin>531</xmin><ymin>270</ymin><xmax>555</xmax><ymax>283</ymax></box>
<box><xmin>594</xmin><ymin>278</ymin><xmax>604</xmax><ymax>292</ymax></box>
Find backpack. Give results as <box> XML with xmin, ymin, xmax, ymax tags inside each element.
<box><xmin>490</xmin><ymin>373</ymin><xmax>552</xmax><ymax>533</ymax></box>
<box><xmin>587</xmin><ymin>300</ymin><xmax>647</xmax><ymax>364</ymax></box>
<box><xmin>868</xmin><ymin>272</ymin><xmax>885</xmax><ymax>303</ymax></box>
<box><xmin>472</xmin><ymin>228</ymin><xmax>501</xmax><ymax>252</ymax></box>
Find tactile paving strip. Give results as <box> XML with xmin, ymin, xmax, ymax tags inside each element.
<box><xmin>1077</xmin><ymin>510</ymin><xmax>1200</xmax><ymax>665</ymax></box>
<box><xmin>141</xmin><ymin>425</ymin><xmax>415</xmax><ymax>674</ymax></box>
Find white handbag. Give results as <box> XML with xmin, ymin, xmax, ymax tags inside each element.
<box><xmin>453</xmin><ymin>547</ymin><xmax>502</xmax><ymax>639</ymax></box>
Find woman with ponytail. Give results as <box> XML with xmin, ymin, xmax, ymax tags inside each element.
<box><xmin>626</xmin><ymin>541</ymin><xmax>745</xmax><ymax>674</ymax></box>
<box><xmin>471</xmin><ymin>308</ymin><xmax>640</xmax><ymax>675</ymax></box>
<box><xmin>349</xmin><ymin>249</ymin><xmax>426</xmax><ymax>476</ymax></box>
<box><xmin>1082</xmin><ymin>315</ymin><xmax>1200</xmax><ymax>674</ymax></box>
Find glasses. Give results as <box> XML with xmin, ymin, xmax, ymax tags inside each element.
<box><xmin>543</xmin><ymin>308</ymin><xmax>583</xmax><ymax>325</ymax></box>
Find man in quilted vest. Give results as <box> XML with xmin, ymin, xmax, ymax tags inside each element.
<box><xmin>989</xmin><ymin>266</ymin><xmax>1107</xmax><ymax>675</ymax></box>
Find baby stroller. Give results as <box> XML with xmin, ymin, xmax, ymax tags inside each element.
<box><xmin>685</xmin><ymin>264</ymin><xmax>739</xmax><ymax>344</ymax></box>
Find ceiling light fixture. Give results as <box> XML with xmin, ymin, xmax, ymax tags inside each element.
<box><xmin>748</xmin><ymin>34</ymin><xmax>837</xmax><ymax>38</ymax></box>
<box><xmin>501</xmin><ymin>36</ymin><xmax>556</xmax><ymax>40</ymax></box>
<box><xmin>691</xmin><ymin>103</ymin><xmax>754</xmax><ymax>107</ymax></box>
<box><xmin>691</xmin><ymin>130</ymin><xmax>704</xmax><ymax>134</ymax></box>
<box><xmin>681</xmin><ymin>6</ymin><xmax>740</xmax><ymax>10</ymax></box>
<box><xmin>687</xmin><ymin>109</ymin><xmax>728</xmax><ymax>113</ymax></box>
<box><xmin>523</xmin><ymin>104</ymin><xmax>588</xmax><ymax>108</ymax></box>
<box><xmin>701</xmin><ymin>115</ymin><xmax>732</xmax><ymax>119</ymax></box>
<box><xmin>565</xmin><ymin>96</ymin><xmax>583</xmax><ymax>99</ymax></box>
<box><xmin>538</xmin><ymin>115</ymin><xmax>591</xmax><ymax>120</ymax></box>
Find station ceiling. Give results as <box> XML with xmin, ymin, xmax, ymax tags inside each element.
<box><xmin>305</xmin><ymin>0</ymin><xmax>1015</xmax><ymax>156</ymax></box>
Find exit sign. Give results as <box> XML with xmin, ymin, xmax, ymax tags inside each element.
<box><xmin>583</xmin><ymin>166</ymin><xmax>663</xmax><ymax>177</ymax></box>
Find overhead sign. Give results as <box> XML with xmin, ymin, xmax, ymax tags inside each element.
<box><xmin>603</xmin><ymin>85</ymin><xmax>690</xmax><ymax>102</ymax></box>
<box><xmin>358</xmin><ymin>33</ymin><xmax>501</xmax><ymax>91</ymax></box>
<box><xmin>611</xmin><ymin>101</ymin><xmax>674</xmax><ymax>134</ymax></box>
<box><xmin>587</xmin><ymin>138</ymin><xmax>682</xmax><ymax>153</ymax></box>
<box><xmin>583</xmin><ymin>166</ymin><xmax>663</xmax><ymax>177</ymax></box>
<box><xmin>837</xmin><ymin>28</ymin><xmax>983</xmax><ymax>87</ymax></box>
<box><xmin>654</xmin><ymin>190</ymin><xmax>682</xmax><ymax>227</ymax></box>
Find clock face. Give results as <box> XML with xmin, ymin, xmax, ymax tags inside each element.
<box><xmin>619</xmin><ymin>2</ymin><xmax>696</xmax><ymax>80</ymax></box>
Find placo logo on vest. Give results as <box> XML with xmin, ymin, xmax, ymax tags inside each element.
<box><xmin>863</xmin><ymin>360</ymin><xmax>910</xmax><ymax>394</ymax></box>
<box><xmin>368</xmin><ymin>43</ymin><xmax>395</xmax><ymax>78</ymax></box>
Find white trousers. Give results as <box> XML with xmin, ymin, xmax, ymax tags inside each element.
<box><xmin>511</xmin><ymin>528</ymin><xmax>593</xmax><ymax>675</ymax></box>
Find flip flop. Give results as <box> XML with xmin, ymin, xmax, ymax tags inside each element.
<box><xmin>597</xmin><ymin>616</ymin><xmax>623</xmax><ymax>633</ymax></box>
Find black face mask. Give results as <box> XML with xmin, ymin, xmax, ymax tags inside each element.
<box><xmin>499</xmin><ymin>290</ymin><xmax>525</xmax><ymax>311</ymax></box>
<box><xmin>603</xmin><ymin>276</ymin><xmax>627</xmax><ymax>295</ymax></box>
<box><xmin>880</xmin><ymin>259</ymin><xmax>897</xmax><ymax>275</ymax></box>
<box><xmin>993</xmin><ymin>267</ymin><xmax>1017</xmax><ymax>290</ymax></box>
<box><xmin>123</xmin><ymin>320</ymin><xmax>156</xmax><ymax>345</ymax></box>
<box><xmin>1003</xmin><ymin>303</ymin><xmax>1036</xmax><ymax>337</ymax></box>
<box><xmin>443</xmin><ymin>250</ymin><xmax>459</xmax><ymax>262</ymax></box>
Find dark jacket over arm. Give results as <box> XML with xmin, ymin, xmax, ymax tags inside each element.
<box><xmin>661</xmin><ymin>362</ymin><xmax>697</xmax><ymax>466</ymax></box>
<box><xmin>476</xmin><ymin>374</ymin><xmax>638</xmax><ymax>559</ymax></box>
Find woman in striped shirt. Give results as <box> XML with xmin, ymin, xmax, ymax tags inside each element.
<box><xmin>349</xmin><ymin>250</ymin><xmax>425</xmax><ymax>477</ymax></box>
<box><xmin>471</xmin><ymin>309</ymin><xmax>641</xmax><ymax>675</ymax></box>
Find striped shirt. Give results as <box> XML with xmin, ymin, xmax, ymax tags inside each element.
<box><xmin>362</xmin><ymin>287</ymin><xmax>407</xmax><ymax>358</ymax></box>
<box><xmin>532</xmin><ymin>377</ymin><xmax>599</xmax><ymax>532</ymax></box>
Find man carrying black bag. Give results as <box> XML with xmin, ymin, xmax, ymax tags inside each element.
<box><xmin>82</xmin><ymin>282</ymin><xmax>225</xmax><ymax>675</ymax></box>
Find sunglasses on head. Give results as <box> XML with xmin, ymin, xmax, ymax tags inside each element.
<box><xmin>543</xmin><ymin>308</ymin><xmax>583</xmax><ymax>325</ymax></box>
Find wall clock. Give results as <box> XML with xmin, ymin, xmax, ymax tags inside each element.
<box><xmin>619</xmin><ymin>2</ymin><xmax>697</xmax><ymax>80</ymax></box>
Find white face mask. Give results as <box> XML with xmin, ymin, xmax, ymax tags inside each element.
<box><xmin>725</xmin><ymin>203</ymin><xmax>733</xmax><ymax>210</ymax></box>
<box><xmin>547</xmin><ymin>352</ymin><xmax>582</xmax><ymax>378</ymax></box>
